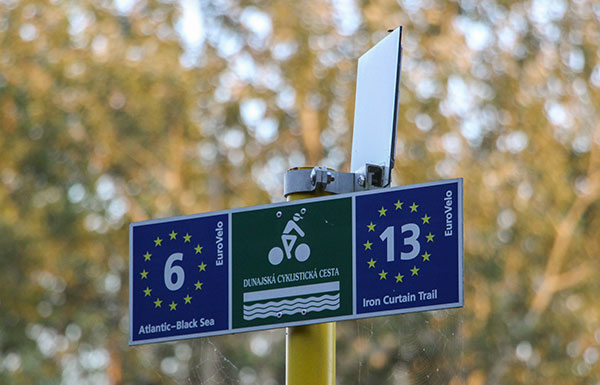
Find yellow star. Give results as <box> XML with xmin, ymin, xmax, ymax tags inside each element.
<box><xmin>410</xmin><ymin>266</ymin><xmax>420</xmax><ymax>276</ymax></box>
<box><xmin>183</xmin><ymin>294</ymin><xmax>192</xmax><ymax>304</ymax></box>
<box><xmin>169</xmin><ymin>301</ymin><xmax>177</xmax><ymax>311</ymax></box>
<box><xmin>194</xmin><ymin>280</ymin><xmax>203</xmax><ymax>290</ymax></box>
<box><xmin>198</xmin><ymin>261</ymin><xmax>207</xmax><ymax>272</ymax></box>
<box><xmin>426</xmin><ymin>232</ymin><xmax>435</xmax><ymax>243</ymax></box>
<box><xmin>394</xmin><ymin>200</ymin><xmax>403</xmax><ymax>210</ymax></box>
<box><xmin>367</xmin><ymin>222</ymin><xmax>376</xmax><ymax>232</ymax></box>
<box><xmin>379</xmin><ymin>270</ymin><xmax>388</xmax><ymax>280</ymax></box>
<box><xmin>143</xmin><ymin>251</ymin><xmax>152</xmax><ymax>261</ymax></box>
<box><xmin>143</xmin><ymin>287</ymin><xmax>152</xmax><ymax>296</ymax></box>
<box><xmin>422</xmin><ymin>251</ymin><xmax>431</xmax><ymax>261</ymax></box>
<box><xmin>409</xmin><ymin>202</ymin><xmax>419</xmax><ymax>212</ymax></box>
<box><xmin>395</xmin><ymin>273</ymin><xmax>404</xmax><ymax>283</ymax></box>
<box><xmin>194</xmin><ymin>244</ymin><xmax>203</xmax><ymax>254</ymax></box>
<box><xmin>421</xmin><ymin>214</ymin><xmax>431</xmax><ymax>224</ymax></box>
<box><xmin>140</xmin><ymin>269</ymin><xmax>148</xmax><ymax>279</ymax></box>
<box><xmin>367</xmin><ymin>258</ymin><xmax>376</xmax><ymax>268</ymax></box>
<box><xmin>154</xmin><ymin>236</ymin><xmax>162</xmax><ymax>247</ymax></box>
<box><xmin>363</xmin><ymin>240</ymin><xmax>373</xmax><ymax>250</ymax></box>
<box><xmin>169</xmin><ymin>230</ymin><xmax>177</xmax><ymax>240</ymax></box>
<box><xmin>378</xmin><ymin>206</ymin><xmax>387</xmax><ymax>217</ymax></box>
<box><xmin>154</xmin><ymin>298</ymin><xmax>162</xmax><ymax>308</ymax></box>
<box><xmin>183</xmin><ymin>233</ymin><xmax>192</xmax><ymax>243</ymax></box>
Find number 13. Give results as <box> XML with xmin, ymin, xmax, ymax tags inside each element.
<box><xmin>378</xmin><ymin>223</ymin><xmax>420</xmax><ymax>262</ymax></box>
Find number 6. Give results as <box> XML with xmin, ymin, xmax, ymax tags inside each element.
<box><xmin>164</xmin><ymin>252</ymin><xmax>185</xmax><ymax>291</ymax></box>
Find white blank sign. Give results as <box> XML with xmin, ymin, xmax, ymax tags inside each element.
<box><xmin>350</xmin><ymin>27</ymin><xmax>402</xmax><ymax>187</ymax></box>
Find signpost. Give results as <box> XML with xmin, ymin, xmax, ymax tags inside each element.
<box><xmin>129</xmin><ymin>179</ymin><xmax>462</xmax><ymax>345</ymax></box>
<box><xmin>129</xmin><ymin>25</ymin><xmax>464</xmax><ymax>385</ymax></box>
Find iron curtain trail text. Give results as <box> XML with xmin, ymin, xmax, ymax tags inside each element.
<box><xmin>362</xmin><ymin>289</ymin><xmax>438</xmax><ymax>308</ymax></box>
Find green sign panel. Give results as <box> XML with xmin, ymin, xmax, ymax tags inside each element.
<box><xmin>232</xmin><ymin>198</ymin><xmax>353</xmax><ymax>330</ymax></box>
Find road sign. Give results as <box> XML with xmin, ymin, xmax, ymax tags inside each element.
<box><xmin>354</xmin><ymin>180</ymin><xmax>462</xmax><ymax>316</ymax></box>
<box><xmin>130</xmin><ymin>178</ymin><xmax>463</xmax><ymax>345</ymax></box>
<box><xmin>232</xmin><ymin>198</ymin><xmax>353</xmax><ymax>330</ymax></box>
<box><xmin>130</xmin><ymin>214</ymin><xmax>229</xmax><ymax>343</ymax></box>
<box><xmin>350</xmin><ymin>26</ymin><xmax>402</xmax><ymax>187</ymax></box>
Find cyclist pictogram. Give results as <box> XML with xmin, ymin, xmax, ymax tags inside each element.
<box><xmin>268</xmin><ymin>208</ymin><xmax>311</xmax><ymax>265</ymax></box>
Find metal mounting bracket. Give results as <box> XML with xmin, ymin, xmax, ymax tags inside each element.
<box><xmin>283</xmin><ymin>165</ymin><xmax>386</xmax><ymax>197</ymax></box>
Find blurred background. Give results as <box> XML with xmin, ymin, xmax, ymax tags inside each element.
<box><xmin>1</xmin><ymin>0</ymin><xmax>599</xmax><ymax>384</ymax></box>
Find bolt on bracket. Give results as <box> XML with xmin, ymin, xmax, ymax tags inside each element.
<box><xmin>283</xmin><ymin>165</ymin><xmax>386</xmax><ymax>197</ymax></box>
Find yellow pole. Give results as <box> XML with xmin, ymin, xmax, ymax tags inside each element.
<box><xmin>286</xmin><ymin>188</ymin><xmax>336</xmax><ymax>385</ymax></box>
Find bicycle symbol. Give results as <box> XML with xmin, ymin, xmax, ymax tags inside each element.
<box><xmin>268</xmin><ymin>208</ymin><xmax>311</xmax><ymax>266</ymax></box>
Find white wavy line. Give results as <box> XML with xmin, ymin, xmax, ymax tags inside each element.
<box><xmin>243</xmin><ymin>303</ymin><xmax>340</xmax><ymax>321</ymax></box>
<box><xmin>243</xmin><ymin>293</ymin><xmax>340</xmax><ymax>311</ymax></box>
<box><xmin>244</xmin><ymin>299</ymin><xmax>340</xmax><ymax>316</ymax></box>
<box><xmin>243</xmin><ymin>294</ymin><xmax>340</xmax><ymax>311</ymax></box>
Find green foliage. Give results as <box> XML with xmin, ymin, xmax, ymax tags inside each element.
<box><xmin>0</xmin><ymin>0</ymin><xmax>599</xmax><ymax>384</ymax></box>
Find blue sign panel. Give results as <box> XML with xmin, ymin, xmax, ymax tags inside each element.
<box><xmin>130</xmin><ymin>214</ymin><xmax>229</xmax><ymax>344</ymax></box>
<box><xmin>355</xmin><ymin>180</ymin><xmax>462</xmax><ymax>316</ymax></box>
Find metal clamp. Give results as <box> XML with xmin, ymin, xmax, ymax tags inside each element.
<box><xmin>283</xmin><ymin>165</ymin><xmax>386</xmax><ymax>197</ymax></box>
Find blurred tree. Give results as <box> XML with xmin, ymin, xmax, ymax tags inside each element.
<box><xmin>0</xmin><ymin>0</ymin><xmax>599</xmax><ymax>384</ymax></box>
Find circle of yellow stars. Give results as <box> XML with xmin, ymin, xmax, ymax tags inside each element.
<box><xmin>140</xmin><ymin>230</ymin><xmax>207</xmax><ymax>312</ymax></box>
<box><xmin>362</xmin><ymin>199</ymin><xmax>435</xmax><ymax>284</ymax></box>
